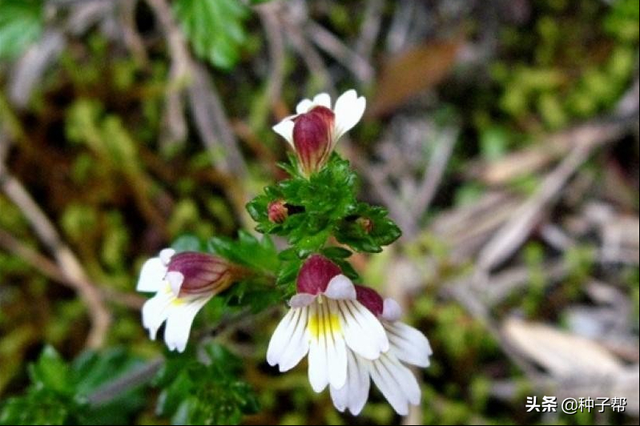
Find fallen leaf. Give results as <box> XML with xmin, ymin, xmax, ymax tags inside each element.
<box><xmin>503</xmin><ymin>317</ymin><xmax>624</xmax><ymax>377</ymax></box>
<box><xmin>369</xmin><ymin>38</ymin><xmax>462</xmax><ymax>117</ymax></box>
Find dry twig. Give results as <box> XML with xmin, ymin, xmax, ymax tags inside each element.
<box><xmin>0</xmin><ymin>143</ymin><xmax>111</xmax><ymax>348</ymax></box>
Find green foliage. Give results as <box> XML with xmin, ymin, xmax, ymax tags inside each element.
<box><xmin>247</xmin><ymin>155</ymin><xmax>401</xmax><ymax>264</ymax></box>
<box><xmin>0</xmin><ymin>0</ymin><xmax>42</xmax><ymax>60</ymax></box>
<box><xmin>174</xmin><ymin>0</ymin><xmax>248</xmax><ymax>70</ymax></box>
<box><xmin>155</xmin><ymin>343</ymin><xmax>259</xmax><ymax>425</ymax></box>
<box><xmin>335</xmin><ymin>203</ymin><xmax>401</xmax><ymax>253</ymax></box>
<box><xmin>604</xmin><ymin>0</ymin><xmax>639</xmax><ymax>42</ymax></box>
<box><xmin>208</xmin><ymin>231</ymin><xmax>279</xmax><ymax>274</ymax></box>
<box><xmin>172</xmin><ymin>234</ymin><xmax>206</xmax><ymax>252</ymax></box>
<box><xmin>0</xmin><ymin>346</ymin><xmax>146</xmax><ymax>425</ymax></box>
<box><xmin>491</xmin><ymin>0</ymin><xmax>637</xmax><ymax>130</ymax></box>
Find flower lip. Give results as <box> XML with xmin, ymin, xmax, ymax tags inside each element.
<box><xmin>296</xmin><ymin>254</ymin><xmax>342</xmax><ymax>295</ymax></box>
<box><xmin>354</xmin><ymin>285</ymin><xmax>384</xmax><ymax>317</ymax></box>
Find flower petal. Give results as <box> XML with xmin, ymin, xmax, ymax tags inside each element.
<box><xmin>267</xmin><ymin>308</ymin><xmax>297</xmax><ymax>366</ymax></box>
<box><xmin>308</xmin><ymin>335</ymin><xmax>329</xmax><ymax>393</ymax></box>
<box><xmin>385</xmin><ymin>321</ymin><xmax>433</xmax><ymax>368</ymax></box>
<box><xmin>141</xmin><ymin>285</ymin><xmax>175</xmax><ymax>339</ymax></box>
<box><xmin>332</xmin><ymin>90</ymin><xmax>366</xmax><ymax>142</ymax></box>
<box><xmin>324</xmin><ymin>275</ymin><xmax>357</xmax><ymax>301</ymax></box>
<box><xmin>296</xmin><ymin>99</ymin><xmax>314</xmax><ymax>114</ymax></box>
<box><xmin>313</xmin><ymin>93</ymin><xmax>332</xmax><ymax>109</ymax></box>
<box><xmin>277</xmin><ymin>308</ymin><xmax>310</xmax><ymax>372</ymax></box>
<box><xmin>137</xmin><ymin>257</ymin><xmax>167</xmax><ymax>292</ymax></box>
<box><xmin>273</xmin><ymin>118</ymin><xmax>296</xmax><ymax>146</ymax></box>
<box><xmin>326</xmin><ymin>300</ymin><xmax>348</xmax><ymax>389</ymax></box>
<box><xmin>369</xmin><ymin>356</ymin><xmax>408</xmax><ymax>415</ymax></box>
<box><xmin>382</xmin><ymin>298</ymin><xmax>402</xmax><ymax>322</ymax></box>
<box><xmin>159</xmin><ymin>248</ymin><xmax>175</xmax><ymax>266</ymax></box>
<box><xmin>163</xmin><ymin>295</ymin><xmax>211</xmax><ymax>352</ymax></box>
<box><xmin>289</xmin><ymin>293</ymin><xmax>316</xmax><ymax>308</ymax></box>
<box><xmin>330</xmin><ymin>350</ymin><xmax>370</xmax><ymax>416</ymax></box>
<box><xmin>267</xmin><ymin>307</ymin><xmax>310</xmax><ymax>371</ymax></box>
<box><xmin>339</xmin><ymin>300</ymin><xmax>389</xmax><ymax>360</ymax></box>
<box><xmin>307</xmin><ymin>300</ymin><xmax>347</xmax><ymax>392</ymax></box>
<box><xmin>369</xmin><ymin>354</ymin><xmax>421</xmax><ymax>415</ymax></box>
<box><xmin>166</xmin><ymin>271</ymin><xmax>184</xmax><ymax>297</ymax></box>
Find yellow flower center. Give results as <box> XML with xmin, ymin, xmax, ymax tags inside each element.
<box><xmin>308</xmin><ymin>307</ymin><xmax>341</xmax><ymax>339</ymax></box>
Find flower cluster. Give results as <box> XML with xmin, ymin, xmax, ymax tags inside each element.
<box><xmin>136</xmin><ymin>90</ymin><xmax>431</xmax><ymax>416</ymax></box>
<box><xmin>267</xmin><ymin>255</ymin><xmax>431</xmax><ymax>415</ymax></box>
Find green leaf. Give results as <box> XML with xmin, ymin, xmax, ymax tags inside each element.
<box><xmin>208</xmin><ymin>231</ymin><xmax>279</xmax><ymax>274</ymax></box>
<box><xmin>276</xmin><ymin>259</ymin><xmax>303</xmax><ymax>297</ymax></box>
<box><xmin>335</xmin><ymin>204</ymin><xmax>402</xmax><ymax>253</ymax></box>
<box><xmin>1</xmin><ymin>347</ymin><xmax>146</xmax><ymax>425</ymax></box>
<box><xmin>28</xmin><ymin>346</ymin><xmax>71</xmax><ymax>394</ymax></box>
<box><xmin>0</xmin><ymin>388</ymin><xmax>79</xmax><ymax>425</ymax></box>
<box><xmin>0</xmin><ymin>0</ymin><xmax>43</xmax><ymax>60</ymax></box>
<box><xmin>174</xmin><ymin>0</ymin><xmax>248</xmax><ymax>70</ymax></box>
<box><xmin>155</xmin><ymin>343</ymin><xmax>259</xmax><ymax>425</ymax></box>
<box><xmin>223</xmin><ymin>279</ymin><xmax>281</xmax><ymax>313</ymax></box>
<box><xmin>320</xmin><ymin>247</ymin><xmax>353</xmax><ymax>260</ymax></box>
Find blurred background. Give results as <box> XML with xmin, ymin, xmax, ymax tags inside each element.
<box><xmin>0</xmin><ymin>0</ymin><xmax>638</xmax><ymax>424</ymax></box>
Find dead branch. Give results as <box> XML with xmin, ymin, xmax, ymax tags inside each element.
<box><xmin>0</xmin><ymin>228</ymin><xmax>144</xmax><ymax>310</ymax></box>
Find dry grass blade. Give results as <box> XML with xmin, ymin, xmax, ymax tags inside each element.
<box><xmin>477</xmin><ymin>144</ymin><xmax>591</xmax><ymax>272</ymax></box>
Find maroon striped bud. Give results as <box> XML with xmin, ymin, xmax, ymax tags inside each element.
<box><xmin>166</xmin><ymin>252</ymin><xmax>244</xmax><ymax>297</ymax></box>
<box><xmin>292</xmin><ymin>106</ymin><xmax>335</xmax><ymax>175</ymax></box>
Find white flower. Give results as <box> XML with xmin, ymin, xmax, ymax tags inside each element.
<box><xmin>272</xmin><ymin>90</ymin><xmax>366</xmax><ymax>175</ymax></box>
<box><xmin>136</xmin><ymin>249</ymin><xmax>240</xmax><ymax>352</ymax></box>
<box><xmin>329</xmin><ymin>289</ymin><xmax>433</xmax><ymax>416</ymax></box>
<box><xmin>266</xmin><ymin>255</ymin><xmax>389</xmax><ymax>392</ymax></box>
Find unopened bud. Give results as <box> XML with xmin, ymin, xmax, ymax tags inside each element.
<box><xmin>292</xmin><ymin>106</ymin><xmax>335</xmax><ymax>175</ymax></box>
<box><xmin>268</xmin><ymin>200</ymin><xmax>289</xmax><ymax>224</ymax></box>
<box><xmin>356</xmin><ymin>217</ymin><xmax>374</xmax><ymax>234</ymax></box>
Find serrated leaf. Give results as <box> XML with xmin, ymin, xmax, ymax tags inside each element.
<box><xmin>208</xmin><ymin>232</ymin><xmax>279</xmax><ymax>273</ymax></box>
<box><xmin>174</xmin><ymin>0</ymin><xmax>248</xmax><ymax>70</ymax></box>
<box><xmin>335</xmin><ymin>203</ymin><xmax>402</xmax><ymax>253</ymax></box>
<box><xmin>29</xmin><ymin>346</ymin><xmax>71</xmax><ymax>394</ymax></box>
<box><xmin>2</xmin><ymin>347</ymin><xmax>146</xmax><ymax>425</ymax></box>
<box><xmin>155</xmin><ymin>345</ymin><xmax>259</xmax><ymax>425</ymax></box>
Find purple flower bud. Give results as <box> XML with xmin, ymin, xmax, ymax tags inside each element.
<box><xmin>166</xmin><ymin>252</ymin><xmax>243</xmax><ymax>297</ymax></box>
<box><xmin>296</xmin><ymin>254</ymin><xmax>342</xmax><ymax>295</ymax></box>
<box><xmin>292</xmin><ymin>106</ymin><xmax>335</xmax><ymax>175</ymax></box>
<box><xmin>268</xmin><ymin>199</ymin><xmax>289</xmax><ymax>224</ymax></box>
